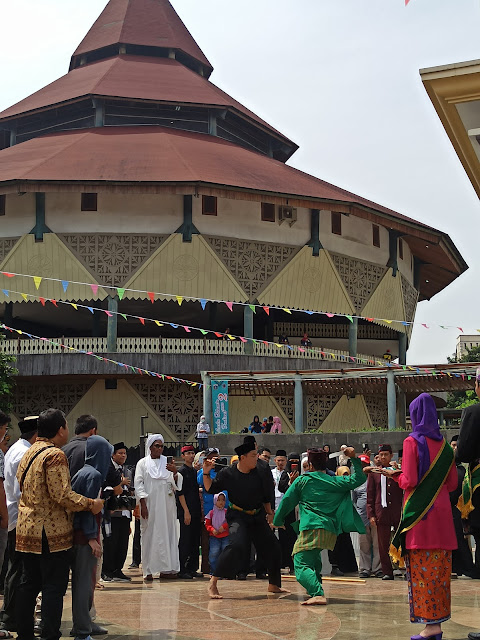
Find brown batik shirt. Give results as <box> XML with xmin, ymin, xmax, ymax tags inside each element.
<box><xmin>16</xmin><ymin>438</ymin><xmax>93</xmax><ymax>554</ymax></box>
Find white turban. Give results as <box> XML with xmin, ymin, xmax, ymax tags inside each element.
<box><xmin>145</xmin><ymin>434</ymin><xmax>168</xmax><ymax>479</ymax></box>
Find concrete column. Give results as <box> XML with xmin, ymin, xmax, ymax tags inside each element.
<box><xmin>202</xmin><ymin>372</ymin><xmax>212</xmax><ymax>427</ymax></box>
<box><xmin>398</xmin><ymin>392</ymin><xmax>407</xmax><ymax>429</ymax></box>
<box><xmin>106</xmin><ymin>296</ymin><xmax>118</xmax><ymax>353</ymax></box>
<box><xmin>294</xmin><ymin>376</ymin><xmax>304</xmax><ymax>434</ymax></box>
<box><xmin>244</xmin><ymin>305</ymin><xmax>254</xmax><ymax>355</ymax></box>
<box><xmin>387</xmin><ymin>369</ymin><xmax>397</xmax><ymax>431</ymax></box>
<box><xmin>348</xmin><ymin>317</ymin><xmax>358</xmax><ymax>358</ymax></box>
<box><xmin>398</xmin><ymin>332</ymin><xmax>407</xmax><ymax>366</ymax></box>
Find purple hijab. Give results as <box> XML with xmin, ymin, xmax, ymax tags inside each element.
<box><xmin>409</xmin><ymin>393</ymin><xmax>442</xmax><ymax>480</ymax></box>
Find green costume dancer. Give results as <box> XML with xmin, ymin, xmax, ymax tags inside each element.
<box><xmin>273</xmin><ymin>447</ymin><xmax>365</xmax><ymax>605</ymax></box>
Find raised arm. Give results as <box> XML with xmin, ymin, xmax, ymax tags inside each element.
<box><xmin>273</xmin><ymin>478</ymin><xmax>301</xmax><ymax>527</ymax></box>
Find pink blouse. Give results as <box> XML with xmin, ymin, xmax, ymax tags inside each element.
<box><xmin>394</xmin><ymin>435</ymin><xmax>457</xmax><ymax>550</ymax></box>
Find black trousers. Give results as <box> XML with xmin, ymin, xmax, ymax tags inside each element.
<box><xmin>214</xmin><ymin>510</ymin><xmax>281</xmax><ymax>587</ymax></box>
<box><xmin>452</xmin><ymin>514</ymin><xmax>474</xmax><ymax>576</ymax></box>
<box><xmin>132</xmin><ymin>519</ymin><xmax>141</xmax><ymax>566</ymax></box>
<box><xmin>328</xmin><ymin>532</ymin><xmax>358</xmax><ymax>573</ymax></box>
<box><xmin>16</xmin><ymin>534</ymin><xmax>71</xmax><ymax>640</ymax></box>
<box><xmin>279</xmin><ymin>512</ymin><xmax>296</xmax><ymax>570</ymax></box>
<box><xmin>0</xmin><ymin>529</ymin><xmax>22</xmax><ymax>629</ymax></box>
<box><xmin>178</xmin><ymin>513</ymin><xmax>201</xmax><ymax>574</ymax></box>
<box><xmin>103</xmin><ymin>517</ymin><xmax>131</xmax><ymax>577</ymax></box>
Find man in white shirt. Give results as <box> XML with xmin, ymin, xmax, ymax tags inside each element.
<box><xmin>0</xmin><ymin>416</ymin><xmax>38</xmax><ymax>632</ymax></box>
<box><xmin>195</xmin><ymin>416</ymin><xmax>210</xmax><ymax>451</ymax></box>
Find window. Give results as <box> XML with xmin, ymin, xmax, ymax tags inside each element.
<box><xmin>0</xmin><ymin>195</ymin><xmax>5</xmax><ymax>216</ymax></box>
<box><xmin>372</xmin><ymin>224</ymin><xmax>380</xmax><ymax>248</ymax></box>
<box><xmin>81</xmin><ymin>193</ymin><xmax>97</xmax><ymax>211</ymax></box>
<box><xmin>202</xmin><ymin>195</ymin><xmax>217</xmax><ymax>216</ymax></box>
<box><xmin>398</xmin><ymin>238</ymin><xmax>404</xmax><ymax>260</ymax></box>
<box><xmin>331</xmin><ymin>211</ymin><xmax>342</xmax><ymax>235</ymax></box>
<box><xmin>261</xmin><ymin>202</ymin><xmax>275</xmax><ymax>222</ymax></box>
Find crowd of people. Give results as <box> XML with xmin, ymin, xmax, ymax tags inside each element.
<box><xmin>0</xmin><ymin>377</ymin><xmax>480</xmax><ymax>640</ymax></box>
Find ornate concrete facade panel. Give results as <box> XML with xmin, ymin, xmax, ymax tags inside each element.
<box><xmin>330</xmin><ymin>252</ymin><xmax>386</xmax><ymax>312</ymax></box>
<box><xmin>306</xmin><ymin>394</ymin><xmax>342</xmax><ymax>431</ymax></box>
<box><xmin>204</xmin><ymin>236</ymin><xmax>299</xmax><ymax>300</ymax></box>
<box><xmin>0</xmin><ymin>234</ymin><xmax>108</xmax><ymax>303</ymax></box>
<box><xmin>361</xmin><ymin>268</ymin><xmax>406</xmax><ymax>333</ymax></box>
<box><xmin>364</xmin><ymin>395</ymin><xmax>389</xmax><ymax>430</ymax></box>
<box><xmin>13</xmin><ymin>380</ymin><xmax>94</xmax><ymax>419</ymax></box>
<box><xmin>130</xmin><ymin>380</ymin><xmax>202</xmax><ymax>440</ymax></box>
<box><xmin>274</xmin><ymin>395</ymin><xmax>294</xmax><ymax>426</ymax></box>
<box><xmin>259</xmin><ymin>247</ymin><xmax>355</xmax><ymax>314</ymax></box>
<box><xmin>0</xmin><ymin>238</ymin><xmax>20</xmax><ymax>266</ymax></box>
<box><xmin>123</xmin><ymin>234</ymin><xmax>247</xmax><ymax>302</ymax></box>
<box><xmin>401</xmin><ymin>275</ymin><xmax>419</xmax><ymax>325</ymax></box>
<box><xmin>59</xmin><ymin>233</ymin><xmax>168</xmax><ymax>287</ymax></box>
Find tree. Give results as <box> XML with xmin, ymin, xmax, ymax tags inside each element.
<box><xmin>0</xmin><ymin>334</ymin><xmax>17</xmax><ymax>414</ymax></box>
<box><xmin>446</xmin><ymin>345</ymin><xmax>480</xmax><ymax>409</ymax></box>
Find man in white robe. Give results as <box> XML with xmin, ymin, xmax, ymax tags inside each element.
<box><xmin>135</xmin><ymin>434</ymin><xmax>183</xmax><ymax>580</ymax></box>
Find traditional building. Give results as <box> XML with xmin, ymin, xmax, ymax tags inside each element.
<box><xmin>0</xmin><ymin>0</ymin><xmax>467</xmax><ymax>442</ymax></box>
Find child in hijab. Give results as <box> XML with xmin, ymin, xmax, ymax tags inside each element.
<box><xmin>205</xmin><ymin>492</ymin><xmax>229</xmax><ymax>574</ymax></box>
<box><xmin>271</xmin><ymin>416</ymin><xmax>282</xmax><ymax>434</ymax></box>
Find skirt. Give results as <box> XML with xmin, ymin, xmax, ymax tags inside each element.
<box><xmin>405</xmin><ymin>549</ymin><xmax>452</xmax><ymax>624</ymax></box>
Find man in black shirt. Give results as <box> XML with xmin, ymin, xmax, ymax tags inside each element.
<box><xmin>62</xmin><ymin>415</ymin><xmax>98</xmax><ymax>478</ymax></box>
<box><xmin>202</xmin><ymin>440</ymin><xmax>286</xmax><ymax>599</ymax></box>
<box><xmin>177</xmin><ymin>445</ymin><xmax>202</xmax><ymax>579</ymax></box>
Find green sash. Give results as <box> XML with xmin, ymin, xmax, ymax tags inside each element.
<box><xmin>457</xmin><ymin>462</ymin><xmax>480</xmax><ymax>519</ymax></box>
<box><xmin>389</xmin><ymin>439</ymin><xmax>454</xmax><ymax>564</ymax></box>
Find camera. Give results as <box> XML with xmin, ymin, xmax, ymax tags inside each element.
<box><xmin>103</xmin><ymin>487</ymin><xmax>136</xmax><ymax>511</ymax></box>
<box><xmin>215</xmin><ymin>457</ymin><xmax>228</xmax><ymax>473</ymax></box>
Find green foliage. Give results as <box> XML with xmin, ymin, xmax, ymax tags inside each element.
<box><xmin>446</xmin><ymin>345</ymin><xmax>480</xmax><ymax>409</ymax></box>
<box><xmin>0</xmin><ymin>335</ymin><xmax>17</xmax><ymax>414</ymax></box>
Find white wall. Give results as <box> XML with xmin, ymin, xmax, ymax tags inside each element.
<box><xmin>0</xmin><ymin>193</ymin><xmax>36</xmax><ymax>236</ymax></box>
<box><xmin>45</xmin><ymin>193</ymin><xmax>183</xmax><ymax>234</ymax></box>
<box><xmin>320</xmin><ymin>211</ymin><xmax>390</xmax><ymax>264</ymax></box>
<box><xmin>192</xmin><ymin>196</ymin><xmax>311</xmax><ymax>245</ymax></box>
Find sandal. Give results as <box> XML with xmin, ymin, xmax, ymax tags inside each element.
<box><xmin>95</xmin><ymin>582</ymin><xmax>105</xmax><ymax>590</ymax></box>
<box><xmin>144</xmin><ymin>574</ymin><xmax>153</xmax><ymax>582</ymax></box>
<box><xmin>0</xmin><ymin>630</ymin><xmax>13</xmax><ymax>638</ymax></box>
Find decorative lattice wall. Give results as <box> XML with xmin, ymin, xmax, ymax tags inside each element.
<box><xmin>13</xmin><ymin>381</ymin><xmax>94</xmax><ymax>418</ymax></box>
<box><xmin>130</xmin><ymin>380</ymin><xmax>202</xmax><ymax>440</ymax></box>
<box><xmin>330</xmin><ymin>252</ymin><xmax>386</xmax><ymax>312</ymax></box>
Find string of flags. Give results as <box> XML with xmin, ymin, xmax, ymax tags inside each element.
<box><xmin>0</xmin><ymin>271</ymin><xmax>472</xmax><ymax>336</ymax></box>
<box><xmin>0</xmin><ymin>288</ymin><xmax>386</xmax><ymax>367</ymax></box>
<box><xmin>1</xmin><ymin>317</ymin><xmax>478</xmax><ymax>382</ymax></box>
<box><xmin>0</xmin><ymin>322</ymin><xmax>203</xmax><ymax>389</ymax></box>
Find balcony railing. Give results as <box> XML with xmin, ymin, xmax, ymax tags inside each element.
<box><xmin>0</xmin><ymin>336</ymin><xmax>384</xmax><ymax>365</ymax></box>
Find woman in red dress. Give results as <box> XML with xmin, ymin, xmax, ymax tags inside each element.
<box><xmin>382</xmin><ymin>393</ymin><xmax>457</xmax><ymax>640</ymax></box>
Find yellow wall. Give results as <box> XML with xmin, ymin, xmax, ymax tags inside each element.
<box><xmin>321</xmin><ymin>395</ymin><xmax>372</xmax><ymax>433</ymax></box>
<box><xmin>361</xmin><ymin>268</ymin><xmax>406</xmax><ymax>332</ymax></box>
<box><xmin>259</xmin><ymin>247</ymin><xmax>355</xmax><ymax>314</ymax></box>
<box><xmin>66</xmin><ymin>379</ymin><xmax>176</xmax><ymax>446</ymax></box>
<box><xmin>124</xmin><ymin>233</ymin><xmax>248</xmax><ymax>302</ymax></box>
<box><xmin>0</xmin><ymin>234</ymin><xmax>108</xmax><ymax>304</ymax></box>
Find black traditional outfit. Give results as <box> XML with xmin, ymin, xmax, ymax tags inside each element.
<box><xmin>177</xmin><ymin>446</ymin><xmax>202</xmax><ymax>577</ymax></box>
<box><xmin>206</xmin><ymin>442</ymin><xmax>281</xmax><ymax>587</ymax></box>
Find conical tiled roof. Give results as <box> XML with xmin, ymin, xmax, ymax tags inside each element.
<box><xmin>70</xmin><ymin>0</ymin><xmax>213</xmax><ymax>77</ymax></box>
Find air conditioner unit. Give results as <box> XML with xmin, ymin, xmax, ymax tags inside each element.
<box><xmin>278</xmin><ymin>205</ymin><xmax>297</xmax><ymax>226</ymax></box>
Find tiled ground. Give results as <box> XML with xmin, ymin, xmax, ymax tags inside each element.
<box><xmin>58</xmin><ymin>567</ymin><xmax>480</xmax><ymax>640</ymax></box>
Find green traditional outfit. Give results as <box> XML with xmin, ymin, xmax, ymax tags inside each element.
<box><xmin>273</xmin><ymin>457</ymin><xmax>365</xmax><ymax>598</ymax></box>
<box><xmin>457</xmin><ymin>462</ymin><xmax>480</xmax><ymax>520</ymax></box>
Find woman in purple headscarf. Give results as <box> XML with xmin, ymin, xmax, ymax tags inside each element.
<box><xmin>382</xmin><ymin>393</ymin><xmax>457</xmax><ymax>640</ymax></box>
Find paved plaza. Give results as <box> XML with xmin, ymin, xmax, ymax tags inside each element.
<box><xmin>59</xmin><ymin>567</ymin><xmax>480</xmax><ymax>640</ymax></box>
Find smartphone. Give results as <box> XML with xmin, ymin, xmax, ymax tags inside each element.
<box><xmin>291</xmin><ymin>463</ymin><xmax>298</xmax><ymax>472</ymax></box>
<box><xmin>167</xmin><ymin>456</ymin><xmax>174</xmax><ymax>464</ymax></box>
<box><xmin>362</xmin><ymin>443</ymin><xmax>369</xmax><ymax>452</ymax></box>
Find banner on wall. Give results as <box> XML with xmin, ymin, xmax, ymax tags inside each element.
<box><xmin>212</xmin><ymin>380</ymin><xmax>229</xmax><ymax>434</ymax></box>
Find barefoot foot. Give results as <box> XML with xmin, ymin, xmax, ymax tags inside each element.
<box><xmin>267</xmin><ymin>585</ymin><xmax>290</xmax><ymax>594</ymax></box>
<box><xmin>301</xmin><ymin>595</ymin><xmax>327</xmax><ymax>606</ymax></box>
<box><xmin>208</xmin><ymin>578</ymin><xmax>223</xmax><ymax>599</ymax></box>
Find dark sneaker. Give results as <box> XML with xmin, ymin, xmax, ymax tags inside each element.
<box><xmin>112</xmin><ymin>572</ymin><xmax>131</xmax><ymax>582</ymax></box>
<box><xmin>330</xmin><ymin>567</ymin><xmax>344</xmax><ymax>577</ymax></box>
<box><xmin>178</xmin><ymin>572</ymin><xmax>193</xmax><ymax>579</ymax></box>
<box><xmin>358</xmin><ymin>571</ymin><xmax>370</xmax><ymax>578</ymax></box>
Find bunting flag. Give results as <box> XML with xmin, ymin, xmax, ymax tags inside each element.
<box><xmin>0</xmin><ymin>322</ymin><xmax>203</xmax><ymax>389</ymax></box>
<box><xmin>3</xmin><ymin>271</ymin><xmax>480</xmax><ymax>338</ymax></box>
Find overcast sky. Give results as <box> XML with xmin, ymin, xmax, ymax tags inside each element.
<box><xmin>1</xmin><ymin>0</ymin><xmax>479</xmax><ymax>366</ymax></box>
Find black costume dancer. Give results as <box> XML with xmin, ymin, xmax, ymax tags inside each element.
<box><xmin>202</xmin><ymin>440</ymin><xmax>287</xmax><ymax>599</ymax></box>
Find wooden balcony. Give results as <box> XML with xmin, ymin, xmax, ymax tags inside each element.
<box><xmin>2</xmin><ymin>336</ymin><xmax>384</xmax><ymax>366</ymax></box>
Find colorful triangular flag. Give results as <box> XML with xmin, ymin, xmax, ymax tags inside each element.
<box><xmin>61</xmin><ymin>280</ymin><xmax>69</xmax><ymax>293</ymax></box>
<box><xmin>176</xmin><ymin>296</ymin><xmax>183</xmax><ymax>306</ymax></box>
<box><xmin>200</xmin><ymin>299</ymin><xmax>207</xmax><ymax>310</ymax></box>
<box><xmin>117</xmin><ymin>288</ymin><xmax>125</xmax><ymax>301</ymax></box>
<box><xmin>33</xmin><ymin>276</ymin><xmax>42</xmax><ymax>290</ymax></box>
<box><xmin>148</xmin><ymin>292</ymin><xmax>155</xmax><ymax>304</ymax></box>
<box><xmin>225</xmin><ymin>302</ymin><xmax>234</xmax><ymax>312</ymax></box>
